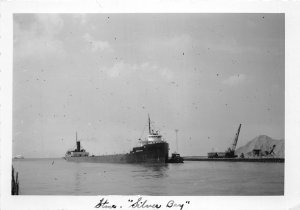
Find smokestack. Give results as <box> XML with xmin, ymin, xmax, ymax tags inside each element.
<box><xmin>76</xmin><ymin>132</ymin><xmax>80</xmax><ymax>152</ymax></box>
<box><xmin>76</xmin><ymin>141</ymin><xmax>80</xmax><ymax>152</ymax></box>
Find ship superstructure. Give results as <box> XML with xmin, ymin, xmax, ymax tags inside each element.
<box><xmin>65</xmin><ymin>132</ymin><xmax>89</xmax><ymax>158</ymax></box>
<box><xmin>138</xmin><ymin>115</ymin><xmax>165</xmax><ymax>146</ymax></box>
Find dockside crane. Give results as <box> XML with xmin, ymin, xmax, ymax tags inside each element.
<box><xmin>225</xmin><ymin>124</ymin><xmax>242</xmax><ymax>158</ymax></box>
<box><xmin>268</xmin><ymin>145</ymin><xmax>276</xmax><ymax>155</ymax></box>
<box><xmin>264</xmin><ymin>144</ymin><xmax>276</xmax><ymax>156</ymax></box>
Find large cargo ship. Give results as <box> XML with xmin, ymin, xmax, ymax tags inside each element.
<box><xmin>65</xmin><ymin>116</ymin><xmax>169</xmax><ymax>163</ymax></box>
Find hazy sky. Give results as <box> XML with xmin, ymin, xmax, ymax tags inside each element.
<box><xmin>13</xmin><ymin>14</ymin><xmax>284</xmax><ymax>158</ymax></box>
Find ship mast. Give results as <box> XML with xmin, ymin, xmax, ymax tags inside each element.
<box><xmin>148</xmin><ymin>114</ymin><xmax>151</xmax><ymax>134</ymax></box>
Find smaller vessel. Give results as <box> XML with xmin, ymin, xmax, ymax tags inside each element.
<box><xmin>167</xmin><ymin>129</ymin><xmax>183</xmax><ymax>163</ymax></box>
<box><xmin>13</xmin><ymin>155</ymin><xmax>24</xmax><ymax>159</ymax></box>
<box><xmin>168</xmin><ymin>153</ymin><xmax>184</xmax><ymax>163</ymax></box>
<box><xmin>65</xmin><ymin>132</ymin><xmax>89</xmax><ymax>158</ymax></box>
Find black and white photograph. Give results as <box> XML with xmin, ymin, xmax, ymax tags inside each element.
<box><xmin>11</xmin><ymin>13</ymin><xmax>284</xmax><ymax>196</ymax></box>
<box><xmin>1</xmin><ymin>1</ymin><xmax>300</xmax><ymax>210</ymax></box>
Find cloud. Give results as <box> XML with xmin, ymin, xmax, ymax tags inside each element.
<box><xmin>103</xmin><ymin>61</ymin><xmax>138</xmax><ymax>78</ymax></box>
<box><xmin>34</xmin><ymin>14</ymin><xmax>64</xmax><ymax>36</ymax></box>
<box><xmin>160</xmin><ymin>68</ymin><xmax>174</xmax><ymax>81</ymax></box>
<box><xmin>222</xmin><ymin>74</ymin><xmax>246</xmax><ymax>86</ymax></box>
<box><xmin>73</xmin><ymin>14</ymin><xmax>87</xmax><ymax>25</ymax></box>
<box><xmin>102</xmin><ymin>61</ymin><xmax>173</xmax><ymax>81</ymax></box>
<box><xmin>15</xmin><ymin>38</ymin><xmax>66</xmax><ymax>59</ymax></box>
<box><xmin>151</xmin><ymin>34</ymin><xmax>192</xmax><ymax>52</ymax></box>
<box><xmin>105</xmin><ymin>61</ymin><xmax>126</xmax><ymax>78</ymax></box>
<box><xmin>166</xmin><ymin>34</ymin><xmax>192</xmax><ymax>47</ymax></box>
<box><xmin>83</xmin><ymin>33</ymin><xmax>113</xmax><ymax>52</ymax></box>
<box><xmin>14</xmin><ymin>14</ymin><xmax>66</xmax><ymax>60</ymax></box>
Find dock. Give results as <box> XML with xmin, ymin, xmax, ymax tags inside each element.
<box><xmin>183</xmin><ymin>156</ymin><xmax>284</xmax><ymax>163</ymax></box>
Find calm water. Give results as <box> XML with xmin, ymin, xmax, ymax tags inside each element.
<box><xmin>13</xmin><ymin>158</ymin><xmax>284</xmax><ymax>195</ymax></box>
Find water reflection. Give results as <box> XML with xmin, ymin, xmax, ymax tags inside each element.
<box><xmin>74</xmin><ymin>169</ymin><xmax>81</xmax><ymax>192</ymax></box>
<box><xmin>132</xmin><ymin>163</ymin><xmax>169</xmax><ymax>179</ymax></box>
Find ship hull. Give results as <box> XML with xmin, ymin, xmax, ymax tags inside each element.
<box><xmin>65</xmin><ymin>142</ymin><xmax>169</xmax><ymax>164</ymax></box>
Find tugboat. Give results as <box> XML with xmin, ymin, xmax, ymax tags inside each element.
<box><xmin>167</xmin><ymin>129</ymin><xmax>184</xmax><ymax>163</ymax></box>
<box><xmin>168</xmin><ymin>153</ymin><xmax>184</xmax><ymax>163</ymax></box>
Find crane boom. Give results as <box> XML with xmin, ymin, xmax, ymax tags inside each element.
<box><xmin>231</xmin><ymin>124</ymin><xmax>242</xmax><ymax>151</ymax></box>
<box><xmin>269</xmin><ymin>145</ymin><xmax>276</xmax><ymax>155</ymax></box>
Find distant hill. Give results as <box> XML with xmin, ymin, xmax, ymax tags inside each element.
<box><xmin>235</xmin><ymin>135</ymin><xmax>284</xmax><ymax>158</ymax></box>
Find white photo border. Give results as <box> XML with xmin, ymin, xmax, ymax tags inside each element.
<box><xmin>1</xmin><ymin>0</ymin><xmax>300</xmax><ymax>210</ymax></box>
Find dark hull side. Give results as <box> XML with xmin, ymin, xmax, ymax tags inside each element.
<box><xmin>65</xmin><ymin>142</ymin><xmax>169</xmax><ymax>163</ymax></box>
